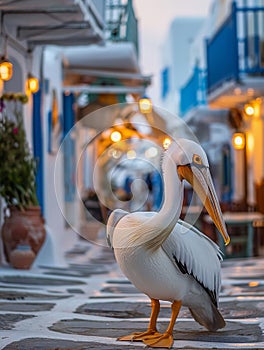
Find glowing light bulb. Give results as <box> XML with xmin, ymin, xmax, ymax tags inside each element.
<box><xmin>145</xmin><ymin>146</ymin><xmax>158</xmax><ymax>158</ymax></box>
<box><xmin>244</xmin><ymin>104</ymin><xmax>254</xmax><ymax>116</ymax></box>
<box><xmin>110</xmin><ymin>131</ymin><xmax>122</xmax><ymax>142</ymax></box>
<box><xmin>108</xmin><ymin>149</ymin><xmax>121</xmax><ymax>159</ymax></box>
<box><xmin>27</xmin><ymin>76</ymin><xmax>39</xmax><ymax>93</ymax></box>
<box><xmin>232</xmin><ymin>133</ymin><xmax>245</xmax><ymax>150</ymax></box>
<box><xmin>0</xmin><ymin>60</ymin><xmax>13</xmax><ymax>81</ymax></box>
<box><xmin>163</xmin><ymin>137</ymin><xmax>171</xmax><ymax>150</ymax></box>
<box><xmin>127</xmin><ymin>149</ymin><xmax>136</xmax><ymax>159</ymax></box>
<box><xmin>139</xmin><ymin>97</ymin><xmax>152</xmax><ymax>114</ymax></box>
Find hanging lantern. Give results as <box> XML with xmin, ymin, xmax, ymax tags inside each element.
<box><xmin>0</xmin><ymin>58</ymin><xmax>13</xmax><ymax>81</ymax></box>
<box><xmin>232</xmin><ymin>132</ymin><xmax>245</xmax><ymax>150</ymax></box>
<box><xmin>244</xmin><ymin>103</ymin><xmax>255</xmax><ymax>117</ymax></box>
<box><xmin>27</xmin><ymin>74</ymin><xmax>39</xmax><ymax>93</ymax></box>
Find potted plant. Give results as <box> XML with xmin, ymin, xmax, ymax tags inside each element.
<box><xmin>0</xmin><ymin>93</ymin><xmax>46</xmax><ymax>269</ymax></box>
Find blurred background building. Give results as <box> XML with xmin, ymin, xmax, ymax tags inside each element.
<box><xmin>0</xmin><ymin>0</ymin><xmax>174</xmax><ymax>265</ymax></box>
<box><xmin>1</xmin><ymin>0</ymin><xmax>264</xmax><ymax>264</ymax></box>
<box><xmin>160</xmin><ymin>0</ymin><xmax>264</xmax><ymax>257</ymax></box>
<box><xmin>161</xmin><ymin>0</ymin><xmax>264</xmax><ymax>213</ymax></box>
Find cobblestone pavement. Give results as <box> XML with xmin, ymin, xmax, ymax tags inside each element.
<box><xmin>0</xmin><ymin>229</ymin><xmax>264</xmax><ymax>350</ymax></box>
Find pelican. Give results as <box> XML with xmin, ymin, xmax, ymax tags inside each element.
<box><xmin>106</xmin><ymin>139</ymin><xmax>230</xmax><ymax>348</ymax></box>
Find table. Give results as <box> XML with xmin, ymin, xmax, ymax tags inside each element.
<box><xmin>204</xmin><ymin>212</ymin><xmax>264</xmax><ymax>257</ymax></box>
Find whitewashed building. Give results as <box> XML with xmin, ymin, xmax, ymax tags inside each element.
<box><xmin>0</xmin><ymin>0</ymin><xmax>146</xmax><ymax>266</ymax></box>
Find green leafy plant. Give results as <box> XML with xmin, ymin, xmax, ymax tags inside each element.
<box><xmin>0</xmin><ymin>93</ymin><xmax>39</xmax><ymax>210</ymax></box>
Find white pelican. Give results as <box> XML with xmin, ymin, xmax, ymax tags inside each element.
<box><xmin>106</xmin><ymin>139</ymin><xmax>230</xmax><ymax>348</ymax></box>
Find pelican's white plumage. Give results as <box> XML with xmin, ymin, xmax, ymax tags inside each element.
<box><xmin>107</xmin><ymin>139</ymin><xmax>229</xmax><ymax>348</ymax></box>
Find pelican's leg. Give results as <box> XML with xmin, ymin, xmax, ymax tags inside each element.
<box><xmin>117</xmin><ymin>298</ymin><xmax>161</xmax><ymax>342</ymax></box>
<box><xmin>143</xmin><ymin>300</ymin><xmax>182</xmax><ymax>348</ymax></box>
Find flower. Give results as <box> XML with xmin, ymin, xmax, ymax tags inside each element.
<box><xmin>0</xmin><ymin>93</ymin><xmax>38</xmax><ymax>210</ymax></box>
<box><xmin>0</xmin><ymin>99</ymin><xmax>5</xmax><ymax>112</ymax></box>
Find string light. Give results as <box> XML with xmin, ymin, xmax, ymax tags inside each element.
<box><xmin>110</xmin><ymin>130</ymin><xmax>122</xmax><ymax>142</ymax></box>
<box><xmin>139</xmin><ymin>96</ymin><xmax>152</xmax><ymax>114</ymax></box>
<box><xmin>127</xmin><ymin>149</ymin><xmax>136</xmax><ymax>159</ymax></box>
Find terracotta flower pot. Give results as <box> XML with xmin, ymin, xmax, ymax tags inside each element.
<box><xmin>1</xmin><ymin>206</ymin><xmax>46</xmax><ymax>269</ymax></box>
<box><xmin>9</xmin><ymin>245</ymin><xmax>36</xmax><ymax>269</ymax></box>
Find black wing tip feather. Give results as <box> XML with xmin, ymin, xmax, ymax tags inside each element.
<box><xmin>173</xmin><ymin>254</ymin><xmax>218</xmax><ymax>307</ymax></box>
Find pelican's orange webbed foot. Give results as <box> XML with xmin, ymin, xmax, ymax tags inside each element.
<box><xmin>143</xmin><ymin>332</ymin><xmax>174</xmax><ymax>348</ymax></box>
<box><xmin>143</xmin><ymin>300</ymin><xmax>181</xmax><ymax>348</ymax></box>
<box><xmin>118</xmin><ymin>298</ymin><xmax>161</xmax><ymax>342</ymax></box>
<box><xmin>117</xmin><ymin>329</ymin><xmax>161</xmax><ymax>342</ymax></box>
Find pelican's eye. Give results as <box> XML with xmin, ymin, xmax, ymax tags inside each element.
<box><xmin>192</xmin><ymin>154</ymin><xmax>203</xmax><ymax>165</ymax></box>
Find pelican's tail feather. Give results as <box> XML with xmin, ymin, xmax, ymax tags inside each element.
<box><xmin>189</xmin><ymin>303</ymin><xmax>226</xmax><ymax>331</ymax></box>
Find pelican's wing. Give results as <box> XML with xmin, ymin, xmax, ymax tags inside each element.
<box><xmin>162</xmin><ymin>219</ymin><xmax>223</xmax><ymax>306</ymax></box>
<box><xmin>106</xmin><ymin>209</ymin><xmax>129</xmax><ymax>246</ymax></box>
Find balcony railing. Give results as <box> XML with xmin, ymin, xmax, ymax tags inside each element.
<box><xmin>206</xmin><ymin>2</ymin><xmax>264</xmax><ymax>93</ymax></box>
<box><xmin>180</xmin><ymin>66</ymin><xmax>207</xmax><ymax>116</ymax></box>
<box><xmin>105</xmin><ymin>0</ymin><xmax>138</xmax><ymax>55</ymax></box>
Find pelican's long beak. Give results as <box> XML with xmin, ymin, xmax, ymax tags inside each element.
<box><xmin>178</xmin><ymin>165</ymin><xmax>230</xmax><ymax>246</ymax></box>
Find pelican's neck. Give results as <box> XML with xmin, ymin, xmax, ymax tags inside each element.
<box><xmin>123</xmin><ymin>147</ymin><xmax>184</xmax><ymax>251</ymax></box>
<box><xmin>156</xmin><ymin>149</ymin><xmax>184</xmax><ymax>227</ymax></box>
<box><xmin>135</xmin><ymin>148</ymin><xmax>184</xmax><ymax>250</ymax></box>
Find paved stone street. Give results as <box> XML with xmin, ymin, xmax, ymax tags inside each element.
<box><xmin>0</xmin><ymin>227</ymin><xmax>264</xmax><ymax>350</ymax></box>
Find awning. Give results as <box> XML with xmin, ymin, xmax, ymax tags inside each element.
<box><xmin>62</xmin><ymin>42</ymin><xmax>151</xmax><ymax>94</ymax></box>
<box><xmin>0</xmin><ymin>0</ymin><xmax>105</xmax><ymax>49</ymax></box>
<box><xmin>63</xmin><ymin>42</ymin><xmax>140</xmax><ymax>73</ymax></box>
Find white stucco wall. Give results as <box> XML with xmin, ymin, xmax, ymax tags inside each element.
<box><xmin>42</xmin><ymin>46</ymin><xmax>78</xmax><ymax>266</ymax></box>
<box><xmin>160</xmin><ymin>17</ymin><xmax>205</xmax><ymax>115</ymax></box>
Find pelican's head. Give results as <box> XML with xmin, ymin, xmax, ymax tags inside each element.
<box><xmin>170</xmin><ymin>139</ymin><xmax>230</xmax><ymax>246</ymax></box>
